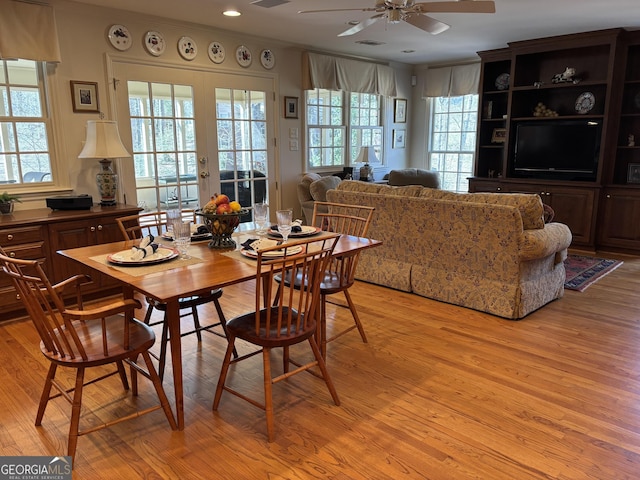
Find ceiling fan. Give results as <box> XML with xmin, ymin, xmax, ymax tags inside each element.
<box><xmin>298</xmin><ymin>0</ymin><xmax>496</xmax><ymax>37</ymax></box>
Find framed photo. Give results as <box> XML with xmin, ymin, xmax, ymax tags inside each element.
<box><xmin>284</xmin><ymin>96</ymin><xmax>298</xmax><ymax>119</ymax></box>
<box><xmin>628</xmin><ymin>163</ymin><xmax>640</xmax><ymax>184</ymax></box>
<box><xmin>394</xmin><ymin>98</ymin><xmax>407</xmax><ymax>123</ymax></box>
<box><xmin>393</xmin><ymin>129</ymin><xmax>406</xmax><ymax>149</ymax></box>
<box><xmin>70</xmin><ymin>81</ymin><xmax>99</xmax><ymax>113</ymax></box>
<box><xmin>491</xmin><ymin>127</ymin><xmax>506</xmax><ymax>143</ymax></box>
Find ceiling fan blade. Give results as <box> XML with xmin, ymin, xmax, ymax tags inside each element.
<box><xmin>338</xmin><ymin>14</ymin><xmax>384</xmax><ymax>37</ymax></box>
<box><xmin>298</xmin><ymin>7</ymin><xmax>378</xmax><ymax>14</ymax></box>
<box><xmin>405</xmin><ymin>14</ymin><xmax>450</xmax><ymax>35</ymax></box>
<box><xmin>415</xmin><ymin>1</ymin><xmax>496</xmax><ymax>14</ymax></box>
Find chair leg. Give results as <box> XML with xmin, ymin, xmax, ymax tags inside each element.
<box><xmin>308</xmin><ymin>337</ymin><xmax>340</xmax><ymax>406</ymax></box>
<box><xmin>191</xmin><ymin>306</ymin><xmax>203</xmax><ymax>342</ymax></box>
<box><xmin>143</xmin><ymin>302</ymin><xmax>155</xmax><ymax>325</ymax></box>
<box><xmin>140</xmin><ymin>351</ymin><xmax>177</xmax><ymax>430</ymax></box>
<box><xmin>213</xmin><ymin>297</ymin><xmax>238</xmax><ymax>359</ymax></box>
<box><xmin>343</xmin><ymin>290</ymin><xmax>368</xmax><ymax>343</ymax></box>
<box><xmin>213</xmin><ymin>335</ymin><xmax>237</xmax><ymax>410</ymax></box>
<box><xmin>130</xmin><ymin>355</ymin><xmax>139</xmax><ymax>396</ymax></box>
<box><xmin>158</xmin><ymin>316</ymin><xmax>170</xmax><ymax>382</ymax></box>
<box><xmin>36</xmin><ymin>363</ymin><xmax>57</xmax><ymax>426</ymax></box>
<box><xmin>116</xmin><ymin>360</ymin><xmax>130</xmax><ymax>390</ymax></box>
<box><xmin>283</xmin><ymin>346</ymin><xmax>290</xmax><ymax>373</ymax></box>
<box><xmin>263</xmin><ymin>348</ymin><xmax>275</xmax><ymax>442</ymax></box>
<box><xmin>67</xmin><ymin>367</ymin><xmax>85</xmax><ymax>460</ymax></box>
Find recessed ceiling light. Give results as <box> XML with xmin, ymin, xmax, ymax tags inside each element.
<box><xmin>348</xmin><ymin>20</ymin><xmax>360</xmax><ymax>26</ymax></box>
<box><xmin>223</xmin><ymin>9</ymin><xmax>241</xmax><ymax>17</ymax></box>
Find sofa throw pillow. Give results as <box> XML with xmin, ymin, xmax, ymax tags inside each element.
<box><xmin>309</xmin><ymin>175</ymin><xmax>342</xmax><ymax>201</ymax></box>
<box><xmin>336</xmin><ymin>180</ymin><xmax>385</xmax><ymax>194</ymax></box>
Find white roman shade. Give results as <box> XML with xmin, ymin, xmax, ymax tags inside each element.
<box><xmin>0</xmin><ymin>0</ymin><xmax>61</xmax><ymax>62</ymax></box>
<box><xmin>302</xmin><ymin>51</ymin><xmax>397</xmax><ymax>97</ymax></box>
<box><xmin>422</xmin><ymin>63</ymin><xmax>480</xmax><ymax>98</ymax></box>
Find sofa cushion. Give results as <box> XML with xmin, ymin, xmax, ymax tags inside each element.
<box><xmin>336</xmin><ymin>180</ymin><xmax>386</xmax><ymax>194</ymax></box>
<box><xmin>297</xmin><ymin>173</ymin><xmax>322</xmax><ymax>203</ymax></box>
<box><xmin>388</xmin><ymin>168</ymin><xmax>441</xmax><ymax>189</ymax></box>
<box><xmin>309</xmin><ymin>175</ymin><xmax>342</xmax><ymax>201</ymax></box>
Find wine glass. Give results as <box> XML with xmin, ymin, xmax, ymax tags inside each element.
<box><xmin>276</xmin><ymin>209</ymin><xmax>293</xmax><ymax>244</ymax></box>
<box><xmin>254</xmin><ymin>202</ymin><xmax>269</xmax><ymax>235</ymax></box>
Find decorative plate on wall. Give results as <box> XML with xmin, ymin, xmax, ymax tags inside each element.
<box><xmin>260</xmin><ymin>49</ymin><xmax>275</xmax><ymax>69</ymax></box>
<box><xmin>208</xmin><ymin>41</ymin><xmax>225</xmax><ymax>64</ymax></box>
<box><xmin>144</xmin><ymin>31</ymin><xmax>166</xmax><ymax>57</ymax></box>
<box><xmin>107</xmin><ymin>24</ymin><xmax>132</xmax><ymax>51</ymax></box>
<box><xmin>235</xmin><ymin>45</ymin><xmax>252</xmax><ymax>67</ymax></box>
<box><xmin>178</xmin><ymin>36</ymin><xmax>197</xmax><ymax>60</ymax></box>
<box><xmin>575</xmin><ymin>91</ymin><xmax>595</xmax><ymax>114</ymax></box>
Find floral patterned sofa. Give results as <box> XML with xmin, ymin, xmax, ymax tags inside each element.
<box><xmin>326</xmin><ymin>181</ymin><xmax>573</xmax><ymax>319</ymax></box>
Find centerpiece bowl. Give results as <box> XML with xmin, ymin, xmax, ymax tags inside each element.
<box><xmin>196</xmin><ymin>209</ymin><xmax>248</xmax><ymax>248</ymax></box>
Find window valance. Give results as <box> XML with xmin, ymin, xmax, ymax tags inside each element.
<box><xmin>422</xmin><ymin>63</ymin><xmax>480</xmax><ymax>98</ymax></box>
<box><xmin>302</xmin><ymin>52</ymin><xmax>397</xmax><ymax>97</ymax></box>
<box><xmin>0</xmin><ymin>0</ymin><xmax>61</xmax><ymax>62</ymax></box>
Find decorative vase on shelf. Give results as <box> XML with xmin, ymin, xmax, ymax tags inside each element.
<box><xmin>96</xmin><ymin>159</ymin><xmax>118</xmax><ymax>206</ymax></box>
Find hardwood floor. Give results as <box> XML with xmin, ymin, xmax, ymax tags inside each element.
<box><xmin>1</xmin><ymin>252</ymin><xmax>639</xmax><ymax>479</ymax></box>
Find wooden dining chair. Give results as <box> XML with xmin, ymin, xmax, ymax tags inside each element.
<box><xmin>0</xmin><ymin>248</ymin><xmax>177</xmax><ymax>461</ymax></box>
<box><xmin>277</xmin><ymin>201</ymin><xmax>375</xmax><ymax>358</ymax></box>
<box><xmin>116</xmin><ymin>210</ymin><xmax>235</xmax><ymax>380</ymax></box>
<box><xmin>213</xmin><ymin>234</ymin><xmax>341</xmax><ymax>442</ymax></box>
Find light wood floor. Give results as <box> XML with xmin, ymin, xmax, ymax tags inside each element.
<box><xmin>1</xmin><ymin>252</ymin><xmax>639</xmax><ymax>479</ymax></box>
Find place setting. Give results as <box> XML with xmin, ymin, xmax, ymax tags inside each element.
<box><xmin>239</xmin><ymin>209</ymin><xmax>304</xmax><ymax>260</ymax></box>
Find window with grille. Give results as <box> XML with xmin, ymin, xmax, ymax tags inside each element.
<box><xmin>428</xmin><ymin>94</ymin><xmax>478</xmax><ymax>192</ymax></box>
<box><xmin>0</xmin><ymin>59</ymin><xmax>53</xmax><ymax>184</ymax></box>
<box><xmin>306</xmin><ymin>89</ymin><xmax>382</xmax><ymax>170</ymax></box>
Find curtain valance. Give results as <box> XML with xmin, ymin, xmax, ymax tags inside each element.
<box><xmin>302</xmin><ymin>52</ymin><xmax>397</xmax><ymax>97</ymax></box>
<box><xmin>0</xmin><ymin>0</ymin><xmax>61</xmax><ymax>62</ymax></box>
<box><xmin>422</xmin><ymin>63</ymin><xmax>480</xmax><ymax>98</ymax></box>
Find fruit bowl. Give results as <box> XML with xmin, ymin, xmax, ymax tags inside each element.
<box><xmin>196</xmin><ymin>209</ymin><xmax>248</xmax><ymax>248</ymax></box>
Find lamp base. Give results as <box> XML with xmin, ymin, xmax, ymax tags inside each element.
<box><xmin>96</xmin><ymin>159</ymin><xmax>118</xmax><ymax>206</ymax></box>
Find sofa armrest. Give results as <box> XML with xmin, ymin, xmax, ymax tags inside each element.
<box><xmin>520</xmin><ymin>222</ymin><xmax>572</xmax><ymax>262</ymax></box>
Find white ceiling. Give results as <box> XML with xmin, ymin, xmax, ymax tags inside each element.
<box><xmin>72</xmin><ymin>0</ymin><xmax>640</xmax><ymax>65</ymax></box>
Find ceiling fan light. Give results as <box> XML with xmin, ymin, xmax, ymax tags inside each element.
<box><xmin>388</xmin><ymin>9</ymin><xmax>402</xmax><ymax>23</ymax></box>
<box><xmin>223</xmin><ymin>9</ymin><xmax>241</xmax><ymax>17</ymax></box>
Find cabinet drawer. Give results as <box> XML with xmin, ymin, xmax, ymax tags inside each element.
<box><xmin>0</xmin><ymin>226</ymin><xmax>46</xmax><ymax>246</ymax></box>
<box><xmin>0</xmin><ymin>244</ymin><xmax>47</xmax><ymax>289</ymax></box>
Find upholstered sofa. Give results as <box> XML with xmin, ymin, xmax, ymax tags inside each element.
<box><xmin>326</xmin><ymin>181</ymin><xmax>572</xmax><ymax>319</ymax></box>
<box><xmin>388</xmin><ymin>168</ymin><xmax>441</xmax><ymax>188</ymax></box>
<box><xmin>297</xmin><ymin>173</ymin><xmax>342</xmax><ymax>224</ymax></box>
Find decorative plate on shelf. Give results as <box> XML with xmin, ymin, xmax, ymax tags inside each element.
<box><xmin>144</xmin><ymin>31</ymin><xmax>166</xmax><ymax>56</ymax></box>
<box><xmin>208</xmin><ymin>41</ymin><xmax>225</xmax><ymax>64</ymax></box>
<box><xmin>177</xmin><ymin>36</ymin><xmax>197</xmax><ymax>60</ymax></box>
<box><xmin>235</xmin><ymin>45</ymin><xmax>252</xmax><ymax>67</ymax></box>
<box><xmin>260</xmin><ymin>49</ymin><xmax>275</xmax><ymax>69</ymax></box>
<box><xmin>107</xmin><ymin>24</ymin><xmax>132</xmax><ymax>51</ymax></box>
<box><xmin>575</xmin><ymin>91</ymin><xmax>595</xmax><ymax>114</ymax></box>
<box><xmin>495</xmin><ymin>73</ymin><xmax>510</xmax><ymax>90</ymax></box>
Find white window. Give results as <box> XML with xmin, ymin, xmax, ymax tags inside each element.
<box><xmin>306</xmin><ymin>89</ymin><xmax>382</xmax><ymax>170</ymax></box>
<box><xmin>428</xmin><ymin>94</ymin><xmax>478</xmax><ymax>192</ymax></box>
<box><xmin>0</xmin><ymin>59</ymin><xmax>53</xmax><ymax>184</ymax></box>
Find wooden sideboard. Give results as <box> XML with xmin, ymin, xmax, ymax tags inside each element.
<box><xmin>0</xmin><ymin>204</ymin><xmax>140</xmax><ymax>321</ymax></box>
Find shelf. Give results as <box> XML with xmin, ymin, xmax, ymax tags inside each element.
<box><xmin>512</xmin><ymin>114</ymin><xmax>604</xmax><ymax>121</ymax></box>
<box><xmin>512</xmin><ymin>80</ymin><xmax>607</xmax><ymax>92</ymax></box>
<box><xmin>480</xmin><ymin>145</ymin><xmax>505</xmax><ymax>149</ymax></box>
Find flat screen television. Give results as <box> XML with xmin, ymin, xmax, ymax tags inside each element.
<box><xmin>512</xmin><ymin>120</ymin><xmax>601</xmax><ymax>181</ymax></box>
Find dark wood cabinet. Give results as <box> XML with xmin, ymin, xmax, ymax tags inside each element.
<box><xmin>474</xmin><ymin>28</ymin><xmax>640</xmax><ymax>253</ymax></box>
<box><xmin>0</xmin><ymin>205</ymin><xmax>140</xmax><ymax>320</ymax></box>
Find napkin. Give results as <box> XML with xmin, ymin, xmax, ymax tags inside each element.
<box><xmin>130</xmin><ymin>235</ymin><xmax>159</xmax><ymax>261</ymax></box>
<box><xmin>270</xmin><ymin>219</ymin><xmax>303</xmax><ymax>233</ymax></box>
<box><xmin>241</xmin><ymin>238</ymin><xmax>281</xmax><ymax>251</ymax></box>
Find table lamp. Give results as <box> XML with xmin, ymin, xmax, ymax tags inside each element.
<box><xmin>78</xmin><ymin>120</ymin><xmax>130</xmax><ymax>206</ymax></box>
<box><xmin>356</xmin><ymin>146</ymin><xmax>378</xmax><ymax>181</ymax></box>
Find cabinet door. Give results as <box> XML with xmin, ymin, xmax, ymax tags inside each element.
<box><xmin>468</xmin><ymin>179</ymin><xmax>505</xmax><ymax>193</ymax></box>
<box><xmin>599</xmin><ymin>189</ymin><xmax>640</xmax><ymax>249</ymax></box>
<box><xmin>502</xmin><ymin>182</ymin><xmax>596</xmax><ymax>246</ymax></box>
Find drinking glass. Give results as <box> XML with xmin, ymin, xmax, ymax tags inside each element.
<box><xmin>276</xmin><ymin>209</ymin><xmax>293</xmax><ymax>244</ymax></box>
<box><xmin>254</xmin><ymin>202</ymin><xmax>269</xmax><ymax>235</ymax></box>
<box><xmin>173</xmin><ymin>221</ymin><xmax>191</xmax><ymax>259</ymax></box>
<box><xmin>166</xmin><ymin>208</ymin><xmax>182</xmax><ymax>238</ymax></box>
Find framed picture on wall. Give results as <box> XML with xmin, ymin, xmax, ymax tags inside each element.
<box><xmin>394</xmin><ymin>98</ymin><xmax>407</xmax><ymax>123</ymax></box>
<box><xmin>70</xmin><ymin>81</ymin><xmax>99</xmax><ymax>113</ymax></box>
<box><xmin>393</xmin><ymin>129</ymin><xmax>406</xmax><ymax>149</ymax></box>
<box><xmin>284</xmin><ymin>96</ymin><xmax>298</xmax><ymax>119</ymax></box>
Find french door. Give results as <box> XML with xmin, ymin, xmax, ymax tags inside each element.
<box><xmin>113</xmin><ymin>62</ymin><xmax>276</xmax><ymax>220</ymax></box>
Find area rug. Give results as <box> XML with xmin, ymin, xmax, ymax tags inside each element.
<box><xmin>563</xmin><ymin>254</ymin><xmax>623</xmax><ymax>292</ymax></box>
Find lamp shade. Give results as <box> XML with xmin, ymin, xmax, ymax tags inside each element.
<box><xmin>355</xmin><ymin>146</ymin><xmax>378</xmax><ymax>164</ymax></box>
<box><xmin>78</xmin><ymin>120</ymin><xmax>130</xmax><ymax>159</ymax></box>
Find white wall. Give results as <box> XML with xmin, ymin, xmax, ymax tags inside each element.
<box><xmin>13</xmin><ymin>0</ymin><xmax>413</xmax><ymax>218</ymax></box>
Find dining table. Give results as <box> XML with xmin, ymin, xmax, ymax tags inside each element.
<box><xmin>58</xmin><ymin>227</ymin><xmax>381</xmax><ymax>430</ymax></box>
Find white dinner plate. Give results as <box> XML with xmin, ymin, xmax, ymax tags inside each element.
<box><xmin>107</xmin><ymin>247</ymin><xmax>179</xmax><ymax>266</ymax></box>
<box><xmin>241</xmin><ymin>245</ymin><xmax>304</xmax><ymax>259</ymax></box>
<box><xmin>268</xmin><ymin>226</ymin><xmax>321</xmax><ymax>238</ymax></box>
